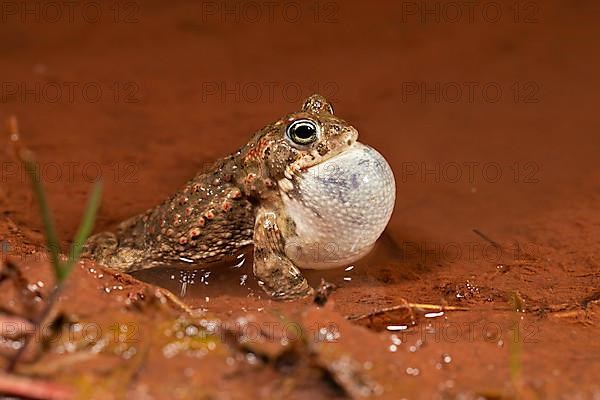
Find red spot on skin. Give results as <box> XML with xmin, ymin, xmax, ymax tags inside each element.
<box><xmin>185</xmin><ymin>207</ymin><xmax>194</xmax><ymax>216</ymax></box>
<box><xmin>188</xmin><ymin>228</ymin><xmax>201</xmax><ymax>238</ymax></box>
<box><xmin>204</xmin><ymin>210</ymin><xmax>215</xmax><ymax>220</ymax></box>
<box><xmin>221</xmin><ymin>201</ymin><xmax>232</xmax><ymax>212</ymax></box>
<box><xmin>245</xmin><ymin>138</ymin><xmax>270</xmax><ymax>161</ymax></box>
<box><xmin>198</xmin><ymin>217</ymin><xmax>206</xmax><ymax>227</ymax></box>
<box><xmin>173</xmin><ymin>214</ymin><xmax>182</xmax><ymax>226</ymax></box>
<box><xmin>179</xmin><ymin>236</ymin><xmax>188</xmax><ymax>245</ymax></box>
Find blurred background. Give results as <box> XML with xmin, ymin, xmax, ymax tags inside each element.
<box><xmin>1</xmin><ymin>1</ymin><xmax>599</xmax><ymax>397</ymax></box>
<box><xmin>1</xmin><ymin>0</ymin><xmax>598</xmax><ymax>244</ymax></box>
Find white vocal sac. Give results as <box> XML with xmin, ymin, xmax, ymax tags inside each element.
<box><xmin>281</xmin><ymin>142</ymin><xmax>396</xmax><ymax>269</ymax></box>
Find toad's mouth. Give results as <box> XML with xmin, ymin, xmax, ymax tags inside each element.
<box><xmin>280</xmin><ymin>142</ymin><xmax>396</xmax><ymax>270</ymax></box>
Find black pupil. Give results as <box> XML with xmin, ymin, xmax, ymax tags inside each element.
<box><xmin>293</xmin><ymin>123</ymin><xmax>315</xmax><ymax>140</ymax></box>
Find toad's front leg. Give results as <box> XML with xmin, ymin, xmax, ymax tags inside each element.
<box><xmin>253</xmin><ymin>206</ymin><xmax>313</xmax><ymax>300</ymax></box>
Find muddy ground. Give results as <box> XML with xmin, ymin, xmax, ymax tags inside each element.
<box><xmin>0</xmin><ymin>0</ymin><xmax>599</xmax><ymax>399</ymax></box>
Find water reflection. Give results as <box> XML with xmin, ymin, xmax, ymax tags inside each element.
<box><xmin>131</xmin><ymin>248</ymin><xmax>260</xmax><ymax>304</ymax></box>
<box><xmin>130</xmin><ymin>228</ymin><xmax>411</xmax><ymax>305</ymax></box>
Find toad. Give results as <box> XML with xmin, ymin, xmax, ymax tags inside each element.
<box><xmin>85</xmin><ymin>95</ymin><xmax>395</xmax><ymax>300</ymax></box>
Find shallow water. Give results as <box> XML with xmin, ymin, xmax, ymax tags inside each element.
<box><xmin>131</xmin><ymin>249</ymin><xmax>260</xmax><ymax>304</ymax></box>
<box><xmin>130</xmin><ymin>228</ymin><xmax>407</xmax><ymax>310</ymax></box>
<box><xmin>1</xmin><ymin>0</ymin><xmax>599</xmax><ymax>397</ymax></box>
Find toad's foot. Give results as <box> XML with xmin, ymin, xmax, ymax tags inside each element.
<box><xmin>84</xmin><ymin>231</ymin><xmax>119</xmax><ymax>262</ymax></box>
<box><xmin>84</xmin><ymin>231</ymin><xmax>150</xmax><ymax>272</ymax></box>
<box><xmin>253</xmin><ymin>207</ymin><xmax>313</xmax><ymax>300</ymax></box>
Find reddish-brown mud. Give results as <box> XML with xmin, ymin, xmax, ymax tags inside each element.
<box><xmin>1</xmin><ymin>0</ymin><xmax>599</xmax><ymax>398</ymax></box>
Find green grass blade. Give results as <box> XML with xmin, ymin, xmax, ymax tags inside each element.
<box><xmin>509</xmin><ymin>292</ymin><xmax>524</xmax><ymax>395</ymax></box>
<box><xmin>509</xmin><ymin>325</ymin><xmax>522</xmax><ymax>385</ymax></box>
<box><xmin>20</xmin><ymin>152</ymin><xmax>62</xmax><ymax>277</ymax></box>
<box><xmin>62</xmin><ymin>181</ymin><xmax>103</xmax><ymax>281</ymax></box>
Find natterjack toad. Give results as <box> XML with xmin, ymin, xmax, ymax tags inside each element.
<box><xmin>85</xmin><ymin>95</ymin><xmax>395</xmax><ymax>300</ymax></box>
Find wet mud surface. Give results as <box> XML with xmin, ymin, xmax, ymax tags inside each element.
<box><xmin>1</xmin><ymin>0</ymin><xmax>599</xmax><ymax>398</ymax></box>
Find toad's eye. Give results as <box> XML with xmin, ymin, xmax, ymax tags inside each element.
<box><xmin>286</xmin><ymin>119</ymin><xmax>320</xmax><ymax>146</ymax></box>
